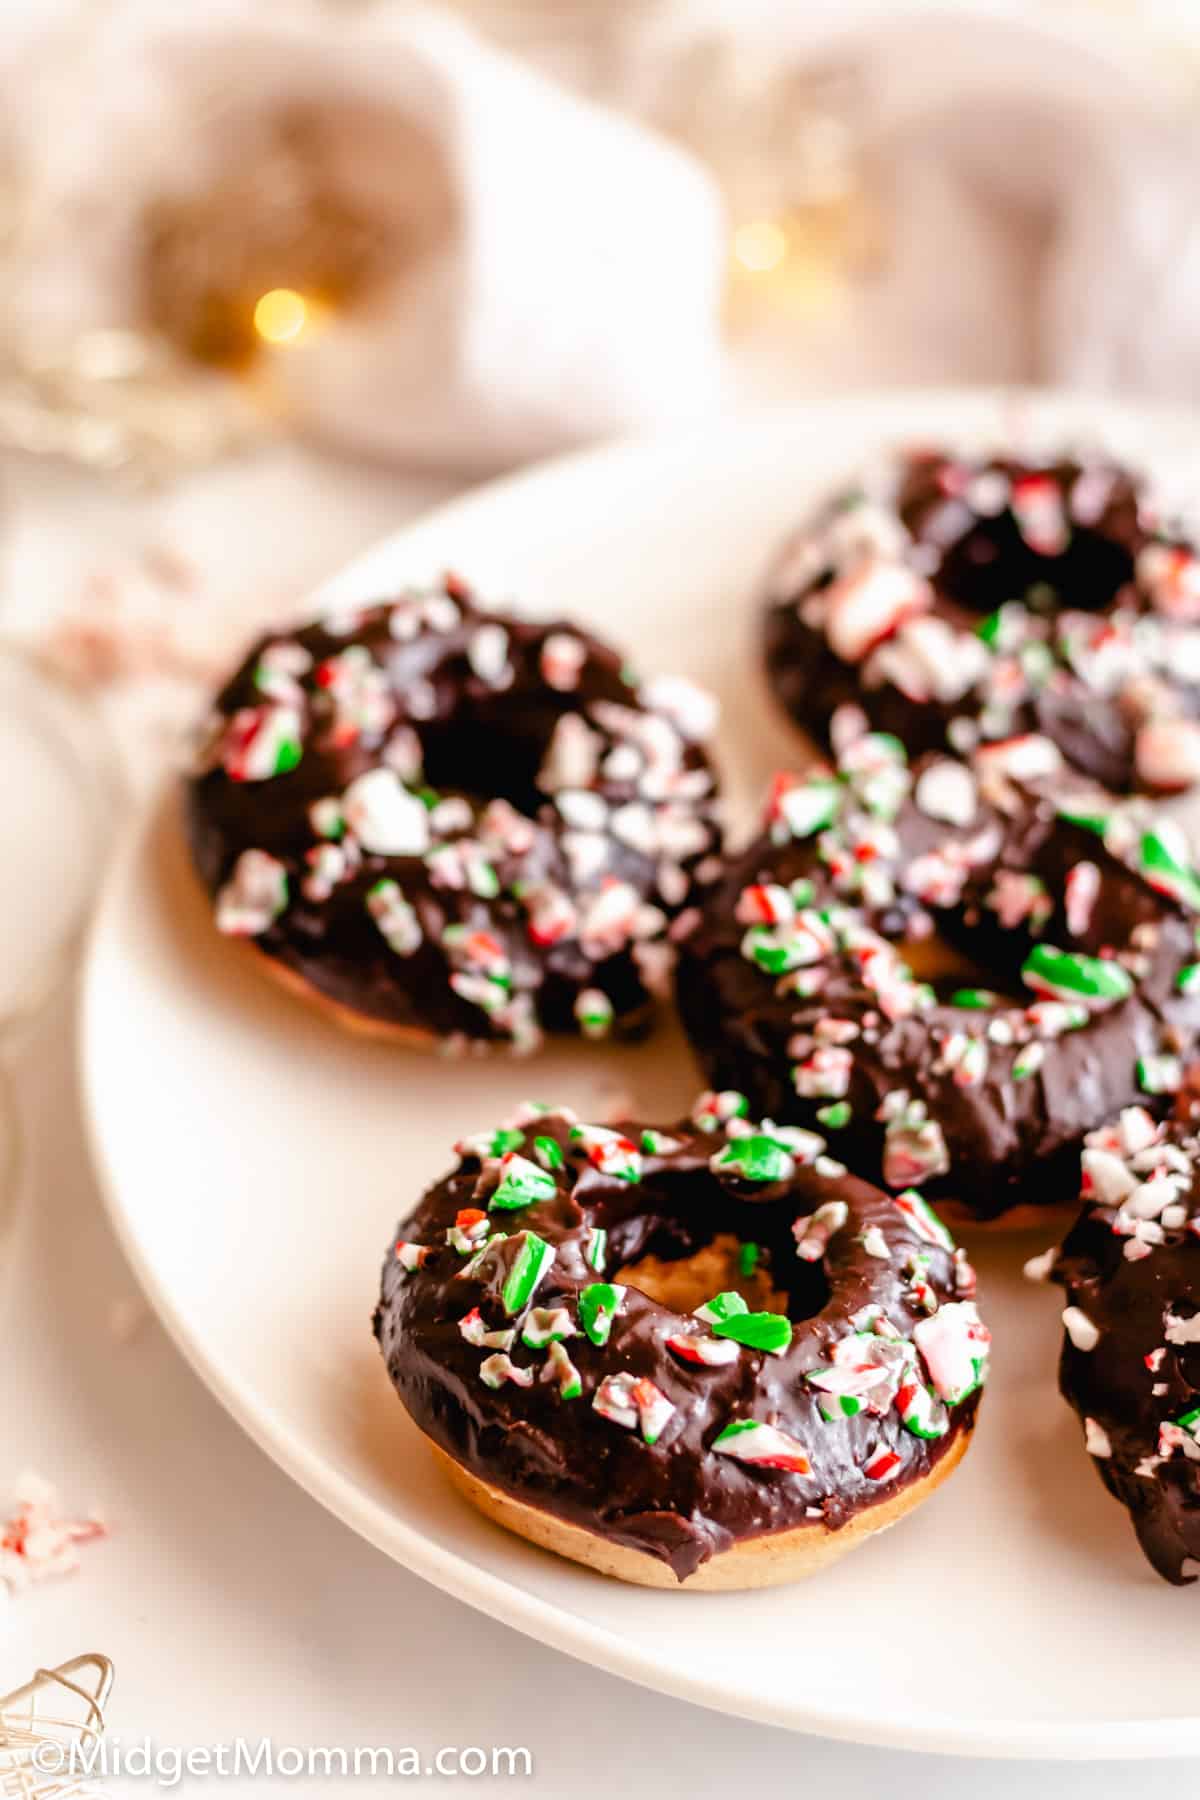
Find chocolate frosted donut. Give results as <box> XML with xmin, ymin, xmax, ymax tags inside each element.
<box><xmin>763</xmin><ymin>448</ymin><xmax>1200</xmax><ymax>793</ymax></box>
<box><xmin>185</xmin><ymin>578</ymin><xmax>721</xmax><ymax>1052</ymax></box>
<box><xmin>374</xmin><ymin>1097</ymin><xmax>987</xmax><ymax>1588</ymax></box>
<box><xmin>675</xmin><ymin>726</ymin><xmax>1200</xmax><ymax>1223</ymax></box>
<box><xmin>1034</xmin><ymin>1107</ymin><xmax>1200</xmax><ymax>1584</ymax></box>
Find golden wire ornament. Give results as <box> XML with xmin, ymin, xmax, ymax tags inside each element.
<box><xmin>0</xmin><ymin>1654</ymin><xmax>113</xmax><ymax>1799</ymax></box>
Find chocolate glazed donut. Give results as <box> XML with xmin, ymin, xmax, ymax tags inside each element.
<box><xmin>1029</xmin><ymin>1106</ymin><xmax>1200</xmax><ymax>1584</ymax></box>
<box><xmin>763</xmin><ymin>448</ymin><xmax>1200</xmax><ymax>794</ymax></box>
<box><xmin>674</xmin><ymin>727</ymin><xmax>1200</xmax><ymax>1224</ymax></box>
<box><xmin>185</xmin><ymin>578</ymin><xmax>721</xmax><ymax>1053</ymax></box>
<box><xmin>374</xmin><ymin>1099</ymin><xmax>988</xmax><ymax>1588</ymax></box>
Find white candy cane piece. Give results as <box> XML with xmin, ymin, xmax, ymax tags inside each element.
<box><xmin>792</xmin><ymin>1200</ymin><xmax>849</xmax><ymax>1262</ymax></box>
<box><xmin>1135</xmin><ymin>719</ymin><xmax>1200</xmax><ymax>792</ymax></box>
<box><xmin>593</xmin><ymin>1373</ymin><xmax>675</xmax><ymax>1444</ymax></box>
<box><xmin>665</xmin><ymin>1331</ymin><xmax>740</xmax><ymax>1367</ymax></box>
<box><xmin>712</xmin><ymin>1419</ymin><xmax>811</xmax><ymax>1473</ymax></box>
<box><xmin>913</xmin><ymin>1302</ymin><xmax>990</xmax><ymax>1404</ymax></box>
<box><xmin>342</xmin><ymin>769</ymin><xmax>430</xmax><ymax>856</ymax></box>
<box><xmin>479</xmin><ymin>1353</ymin><xmax>534</xmax><ymax>1390</ymax></box>
<box><xmin>215</xmin><ymin>849</ymin><xmax>288</xmax><ymax>936</ymax></box>
<box><xmin>914</xmin><ymin>760</ymin><xmax>978</xmax><ymax>827</ymax></box>
<box><xmin>1062</xmin><ymin>1306</ymin><xmax>1100</xmax><ymax>1352</ymax></box>
<box><xmin>824</xmin><ymin>556</ymin><xmax>930</xmax><ymax>663</ymax></box>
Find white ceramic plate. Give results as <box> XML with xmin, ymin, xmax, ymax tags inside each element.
<box><xmin>82</xmin><ymin>390</ymin><xmax>1200</xmax><ymax>1759</ymax></box>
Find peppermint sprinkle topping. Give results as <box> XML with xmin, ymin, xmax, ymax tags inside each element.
<box><xmin>458</xmin><ymin>1308</ymin><xmax>515</xmax><ymax>1350</ymax></box>
<box><xmin>712</xmin><ymin>1419</ymin><xmax>812</xmax><ymax>1474</ymax></box>
<box><xmin>488</xmin><ymin>1152</ymin><xmax>557</xmax><ymax>1212</ymax></box>
<box><xmin>593</xmin><ymin>1373</ymin><xmax>675</xmax><ymax>1444</ymax></box>
<box><xmin>578</xmin><ymin>1283</ymin><xmax>625</xmax><ymax>1346</ymax></box>
<box><xmin>542</xmin><ymin>1340</ymin><xmax>583</xmax><ymax>1399</ymax></box>
<box><xmin>521</xmin><ymin>1306</ymin><xmax>575</xmax><ymax>1349</ymax></box>
<box><xmin>480</xmin><ymin>1352</ymin><xmax>534</xmax><ymax>1390</ymax></box>
<box><xmin>215</xmin><ymin>849</ymin><xmax>288</xmax><ymax>937</ymax></box>
<box><xmin>1062</xmin><ymin>1306</ymin><xmax>1100</xmax><ymax>1352</ymax></box>
<box><xmin>711</xmin><ymin>1135</ymin><xmax>795</xmax><ymax>1184</ymax></box>
<box><xmin>893</xmin><ymin>1188</ymin><xmax>955</xmax><ymax>1251</ymax></box>
<box><xmin>665</xmin><ymin>1331</ymin><xmax>741</xmax><ymax>1367</ymax></box>
<box><xmin>913</xmin><ymin>1303</ymin><xmax>990</xmax><ymax>1404</ymax></box>
<box><xmin>793</xmin><ymin>1201</ymin><xmax>849</xmax><ymax>1262</ymax></box>
<box><xmin>1084</xmin><ymin>1417</ymin><xmax>1113</xmax><ymax>1458</ymax></box>
<box><xmin>342</xmin><ymin>768</ymin><xmax>430</xmax><ymax>856</ymax></box>
<box><xmin>499</xmin><ymin>1233</ymin><xmax>555</xmax><ymax>1314</ymax></box>
<box><xmin>1021</xmin><ymin>945</ymin><xmax>1133</xmax><ymax>1010</ymax></box>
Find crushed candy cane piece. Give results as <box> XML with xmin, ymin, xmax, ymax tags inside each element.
<box><xmin>488</xmin><ymin>1152</ymin><xmax>557</xmax><ymax>1212</ymax></box>
<box><xmin>793</xmin><ymin>1201</ymin><xmax>849</xmax><ymax>1262</ymax></box>
<box><xmin>578</xmin><ymin>1283</ymin><xmax>625</xmax><ymax>1346</ymax></box>
<box><xmin>215</xmin><ymin>849</ymin><xmax>288</xmax><ymax>936</ymax></box>
<box><xmin>480</xmin><ymin>1352</ymin><xmax>534</xmax><ymax>1390</ymax></box>
<box><xmin>913</xmin><ymin>1302</ymin><xmax>990</xmax><ymax>1404</ymax></box>
<box><xmin>712</xmin><ymin>1419</ymin><xmax>812</xmax><ymax>1473</ymax></box>
<box><xmin>342</xmin><ymin>768</ymin><xmax>430</xmax><ymax>856</ymax></box>
<box><xmin>521</xmin><ymin>1306</ymin><xmax>575</xmax><ymax>1349</ymax></box>
<box><xmin>593</xmin><ymin>1373</ymin><xmax>675</xmax><ymax>1444</ymax></box>
<box><xmin>0</xmin><ymin>1474</ymin><xmax>105</xmax><ymax>1595</ymax></box>
<box><xmin>665</xmin><ymin>1330</ymin><xmax>740</xmax><ymax>1367</ymax></box>
<box><xmin>542</xmin><ymin>1340</ymin><xmax>583</xmax><ymax>1399</ymax></box>
<box><xmin>458</xmin><ymin>1307</ymin><xmax>515</xmax><ymax>1351</ymax></box>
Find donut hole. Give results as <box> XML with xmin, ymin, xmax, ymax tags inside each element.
<box><xmin>900</xmin><ymin>933</ymin><xmax>989</xmax><ymax>987</ymax></box>
<box><xmin>417</xmin><ymin>704</ymin><xmax>563</xmax><ymax>820</ymax></box>
<box><xmin>609</xmin><ymin>1203</ymin><xmax>832</xmax><ymax>1327</ymax></box>
<box><xmin>931</xmin><ymin>516</ymin><xmax>1134</xmax><ymax>618</ymax></box>
<box><xmin>614</xmin><ymin>1233</ymin><xmax>789</xmax><ymax>1317</ymax></box>
<box><xmin>895</xmin><ymin>931</ymin><xmax>1027</xmax><ymax>1010</ymax></box>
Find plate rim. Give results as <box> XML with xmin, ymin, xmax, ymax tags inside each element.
<box><xmin>80</xmin><ymin>388</ymin><xmax>1200</xmax><ymax>1759</ymax></box>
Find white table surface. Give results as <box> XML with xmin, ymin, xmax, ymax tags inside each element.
<box><xmin>1</xmin><ymin>435</ymin><xmax>1196</xmax><ymax>1798</ymax></box>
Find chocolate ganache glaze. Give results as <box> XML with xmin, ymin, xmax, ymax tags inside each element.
<box><xmin>1035</xmin><ymin>1106</ymin><xmax>1200</xmax><ymax>1584</ymax></box>
<box><xmin>763</xmin><ymin>448</ymin><xmax>1200</xmax><ymax>794</ymax></box>
<box><xmin>185</xmin><ymin>578</ymin><xmax>721</xmax><ymax>1051</ymax></box>
<box><xmin>675</xmin><ymin>725</ymin><xmax>1200</xmax><ymax>1222</ymax></box>
<box><xmin>374</xmin><ymin>1098</ymin><xmax>987</xmax><ymax>1581</ymax></box>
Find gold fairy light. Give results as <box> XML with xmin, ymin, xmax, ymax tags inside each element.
<box><xmin>253</xmin><ymin>288</ymin><xmax>319</xmax><ymax>347</ymax></box>
<box><xmin>142</xmin><ymin>111</ymin><xmax>388</xmax><ymax>370</ymax></box>
<box><xmin>731</xmin><ymin>218</ymin><xmax>790</xmax><ymax>274</ymax></box>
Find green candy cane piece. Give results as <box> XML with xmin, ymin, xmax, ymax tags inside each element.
<box><xmin>816</xmin><ymin>1100</ymin><xmax>852</xmax><ymax>1130</ymax></box>
<box><xmin>578</xmin><ymin>1282</ymin><xmax>625</xmax><ymax>1346</ymax></box>
<box><xmin>500</xmin><ymin>1232</ymin><xmax>555</xmax><ymax>1315</ymax></box>
<box><xmin>711</xmin><ymin>1134</ymin><xmax>794</xmax><ymax>1183</ymax></box>
<box><xmin>951</xmin><ymin>988</ymin><xmax>1000</xmax><ymax>1010</ymax></box>
<box><xmin>711</xmin><ymin>1310</ymin><xmax>793</xmax><ymax>1356</ymax></box>
<box><xmin>976</xmin><ymin>608</ymin><xmax>1004</xmax><ymax>648</ymax></box>
<box><xmin>780</xmin><ymin>779</ymin><xmax>839</xmax><ymax>838</ymax></box>
<box><xmin>1140</xmin><ymin>827</ymin><xmax>1200</xmax><ymax>912</ymax></box>
<box><xmin>1176</xmin><ymin>963</ymin><xmax>1200</xmax><ymax>996</ymax></box>
<box><xmin>489</xmin><ymin>1153</ymin><xmax>557</xmax><ymax>1211</ymax></box>
<box><xmin>1138</xmin><ymin>1054</ymin><xmax>1182</xmax><ymax>1096</ymax></box>
<box><xmin>1056</xmin><ymin>803</ymin><xmax>1110</xmax><ymax>839</ymax></box>
<box><xmin>543</xmin><ymin>1340</ymin><xmax>582</xmax><ymax>1400</ymax></box>
<box><xmin>533</xmin><ymin>1134</ymin><xmax>564</xmax><ymax>1171</ymax></box>
<box><xmin>1021</xmin><ymin>944</ymin><xmax>1133</xmax><ymax>1008</ymax></box>
<box><xmin>899</xmin><ymin>1382</ymin><xmax>950</xmax><ymax>1441</ymax></box>
<box><xmin>743</xmin><ymin>929</ymin><xmax>815</xmax><ymax>977</ymax></box>
<box><xmin>693</xmin><ymin>1290</ymin><xmax>749</xmax><ymax>1327</ymax></box>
